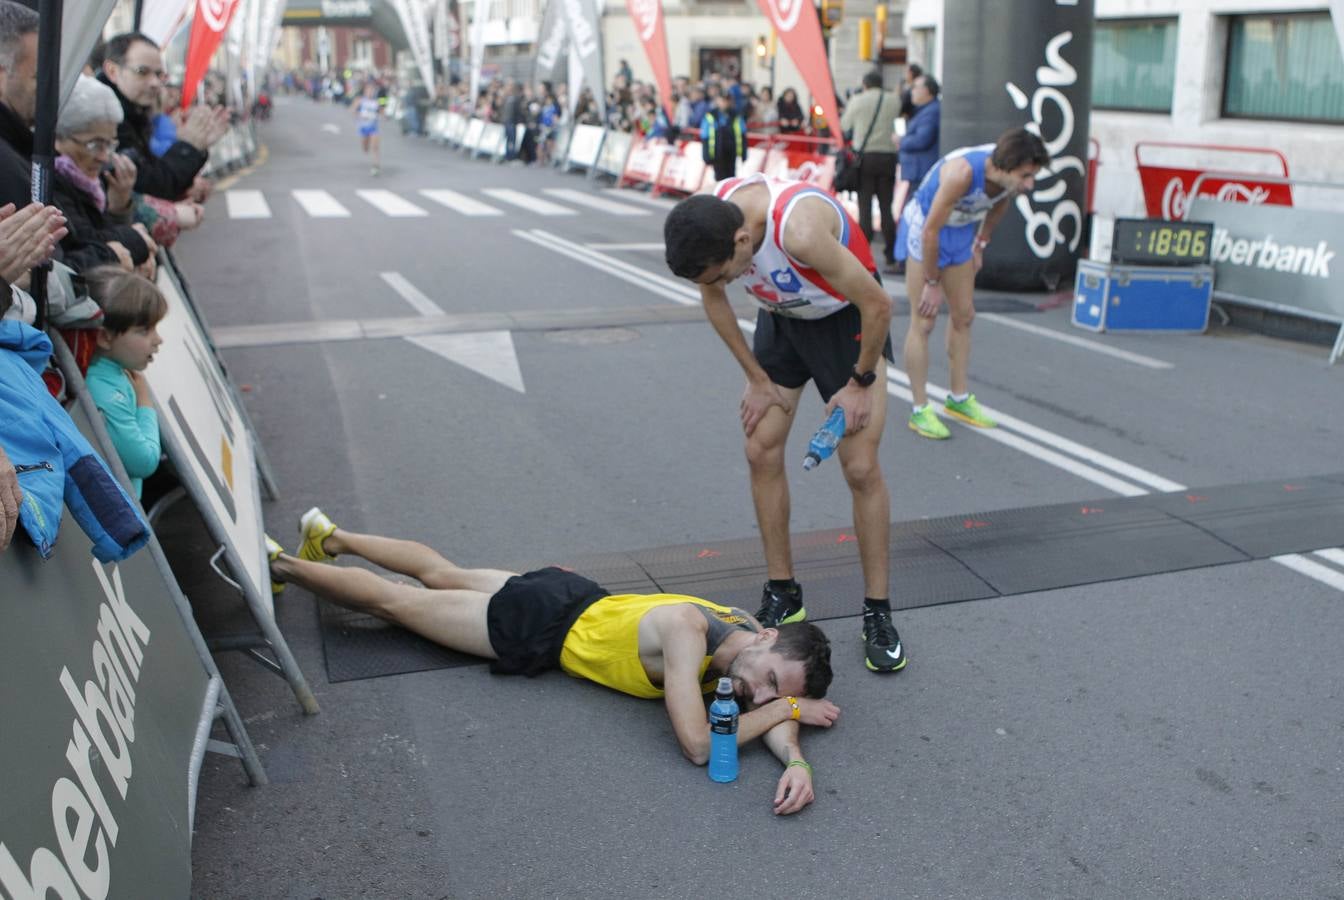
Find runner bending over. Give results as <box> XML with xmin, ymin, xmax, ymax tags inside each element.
<box><xmin>663</xmin><ymin>175</ymin><xmax>906</xmax><ymax>675</ymax></box>
<box><xmin>900</xmin><ymin>127</ymin><xmax>1050</xmax><ymax>439</ymax></box>
<box><xmin>268</xmin><ymin>508</ymin><xmax>839</xmax><ymax>815</ymax></box>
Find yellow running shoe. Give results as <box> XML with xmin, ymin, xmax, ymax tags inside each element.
<box><xmin>298</xmin><ymin>507</ymin><xmax>339</xmax><ymax>563</ymax></box>
<box><xmin>265</xmin><ymin>535</ymin><xmax>286</xmax><ymax>595</ymax></box>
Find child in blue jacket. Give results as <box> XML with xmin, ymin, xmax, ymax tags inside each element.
<box><xmin>84</xmin><ymin>267</ymin><xmax>167</xmax><ymax>498</ymax></box>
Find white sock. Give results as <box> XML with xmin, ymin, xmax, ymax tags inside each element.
<box><xmin>949</xmin><ymin>392</ymin><xmax>970</xmax><ymax>403</ymax></box>
<box><xmin>912</xmin><ymin>402</ymin><xmax>927</xmax><ymax>414</ymax></box>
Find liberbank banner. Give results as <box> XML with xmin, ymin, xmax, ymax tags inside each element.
<box><xmin>1189</xmin><ymin>196</ymin><xmax>1343</xmax><ymax>325</ymax></box>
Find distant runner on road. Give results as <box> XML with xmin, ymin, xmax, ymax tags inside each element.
<box><xmin>353</xmin><ymin>82</ymin><xmax>382</xmax><ymax>175</ymax></box>
<box><xmin>269</xmin><ymin>508</ymin><xmax>839</xmax><ymax>815</ymax></box>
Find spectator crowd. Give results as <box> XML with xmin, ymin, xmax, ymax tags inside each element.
<box><xmin>0</xmin><ymin>3</ymin><xmax>250</xmax><ymax>558</ymax></box>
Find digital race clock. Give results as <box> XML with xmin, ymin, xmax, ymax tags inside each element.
<box><xmin>1111</xmin><ymin>218</ymin><xmax>1214</xmax><ymax>266</ymax></box>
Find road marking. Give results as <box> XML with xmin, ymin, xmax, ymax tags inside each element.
<box><xmin>292</xmin><ymin>189</ymin><xmax>350</xmax><ymax>217</ymax></box>
<box><xmin>542</xmin><ymin>188</ymin><xmax>650</xmax><ymax>216</ymax></box>
<box><xmin>1313</xmin><ymin>547</ymin><xmax>1344</xmax><ymax>568</ymax></box>
<box><xmin>586</xmin><ymin>242</ymin><xmax>666</xmax><ymax>251</ymax></box>
<box><xmin>1272</xmin><ymin>553</ymin><xmax>1344</xmax><ymax>592</ymax></box>
<box><xmin>515</xmin><ymin>230</ymin><xmax>700</xmax><ymax>305</ymax></box>
<box><xmin>979</xmin><ymin>313</ymin><xmax>1174</xmax><ymax>370</ymax></box>
<box><xmin>380</xmin><ymin>272</ymin><xmax>443</xmax><ymax>316</ymax></box>
<box><xmin>483</xmin><ymin>189</ymin><xmax>576</xmax><ymax>216</ymax></box>
<box><xmin>406</xmin><ymin>332</ymin><xmax>525</xmax><ymax>393</ymax></box>
<box><xmin>419</xmin><ymin>189</ymin><xmax>503</xmax><ymax>216</ymax></box>
<box><xmin>225</xmin><ymin>189</ymin><xmax>272</xmax><ymax>219</ymax></box>
<box><xmin>601</xmin><ymin>188</ymin><xmax>675</xmax><ymax>210</ymax></box>
<box><xmin>321</xmin><ymin>123</ymin><xmax>340</xmax><ymax>134</ymax></box>
<box><xmin>884</xmin><ymin>369</ymin><xmax>1188</xmax><ymax>494</ymax></box>
<box><xmin>357</xmin><ymin>189</ymin><xmax>428</xmax><ymax>217</ymax></box>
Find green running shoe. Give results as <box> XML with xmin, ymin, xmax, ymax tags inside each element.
<box><xmin>944</xmin><ymin>393</ymin><xmax>996</xmax><ymax>428</ymax></box>
<box><xmin>908</xmin><ymin>405</ymin><xmax>951</xmax><ymax>440</ymax></box>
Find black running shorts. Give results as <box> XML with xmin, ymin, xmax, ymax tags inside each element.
<box><xmin>753</xmin><ymin>301</ymin><xmax>895</xmax><ymax>403</ymax></box>
<box><xmin>486</xmin><ymin>568</ymin><xmax>609</xmax><ymax>677</ymax></box>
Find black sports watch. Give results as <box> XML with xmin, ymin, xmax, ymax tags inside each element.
<box><xmin>851</xmin><ymin>368</ymin><xmax>877</xmax><ymax>388</ymax></box>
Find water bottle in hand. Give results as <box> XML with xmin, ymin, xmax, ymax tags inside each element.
<box><xmin>707</xmin><ymin>677</ymin><xmax>739</xmax><ymax>783</ymax></box>
<box><xmin>802</xmin><ymin>407</ymin><xmax>846</xmax><ymax>471</ymax></box>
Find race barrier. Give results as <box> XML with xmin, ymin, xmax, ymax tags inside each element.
<box><xmin>202</xmin><ymin>121</ymin><xmax>260</xmax><ymax>178</ymax></box>
<box><xmin>564</xmin><ymin>123</ymin><xmax>606</xmax><ymax>173</ymax></box>
<box><xmin>1189</xmin><ymin>174</ymin><xmax>1344</xmax><ymax>365</ymax></box>
<box><xmin>0</xmin><ymin>336</ymin><xmax>268</xmax><ymax>899</ymax></box>
<box><xmin>150</xmin><ymin>259</ymin><xmax>319</xmax><ymax>714</ymax></box>
<box><xmin>1135</xmin><ymin>142</ymin><xmax>1293</xmax><ymax>221</ymax></box>
<box><xmin>594</xmin><ymin>129</ymin><xmax>633</xmax><ymax>180</ymax></box>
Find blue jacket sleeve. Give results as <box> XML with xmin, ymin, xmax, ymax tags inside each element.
<box><xmin>901</xmin><ymin>107</ymin><xmax>939</xmax><ymax>153</ymax></box>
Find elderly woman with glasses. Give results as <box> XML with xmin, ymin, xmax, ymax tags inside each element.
<box><xmin>52</xmin><ymin>75</ymin><xmax>157</xmax><ymax>277</ymax></box>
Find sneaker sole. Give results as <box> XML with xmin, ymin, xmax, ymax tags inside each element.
<box><xmin>943</xmin><ymin>407</ymin><xmax>996</xmax><ymax>429</ymax></box>
<box><xmin>865</xmin><ymin>655</ymin><xmax>908</xmax><ymax>673</ymax></box>
<box><xmin>908</xmin><ymin>420</ymin><xmax>951</xmax><ymax>440</ymax></box>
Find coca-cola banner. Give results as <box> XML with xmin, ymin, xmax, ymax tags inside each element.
<box><xmin>626</xmin><ymin>0</ymin><xmax>674</xmax><ymax>119</ymax></box>
<box><xmin>1134</xmin><ymin>143</ymin><xmax>1293</xmax><ymax>221</ymax></box>
<box><xmin>941</xmin><ymin>0</ymin><xmax>1094</xmax><ymax>290</ymax></box>
<box><xmin>182</xmin><ymin>0</ymin><xmax>243</xmax><ymax>109</ymax></box>
<box><xmin>755</xmin><ymin>0</ymin><xmax>840</xmax><ymax>144</ymax></box>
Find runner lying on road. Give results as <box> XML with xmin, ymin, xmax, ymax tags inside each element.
<box><xmin>268</xmin><ymin>508</ymin><xmax>841</xmax><ymax>815</ymax></box>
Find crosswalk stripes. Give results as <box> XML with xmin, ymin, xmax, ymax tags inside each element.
<box><xmin>356</xmin><ymin>189</ymin><xmax>428</xmax><ymax>217</ymax></box>
<box><xmin>291</xmin><ymin>189</ymin><xmax>351</xmax><ymax>217</ymax></box>
<box><xmin>480</xmin><ymin>188</ymin><xmax>576</xmax><ymax>216</ymax></box>
<box><xmin>225</xmin><ymin>189</ymin><xmax>271</xmax><ymax>219</ymax></box>
<box><xmin>541</xmin><ymin>188</ymin><xmax>649</xmax><ymax>216</ymax></box>
<box><xmin>418</xmin><ymin>189</ymin><xmax>503</xmax><ymax>216</ymax></box>
<box><xmin>226</xmin><ymin>187</ymin><xmax>661</xmax><ymax>221</ymax></box>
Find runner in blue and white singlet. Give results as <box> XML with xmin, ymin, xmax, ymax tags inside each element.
<box><xmin>353</xmin><ymin>82</ymin><xmax>383</xmax><ymax>175</ymax></box>
<box><xmin>901</xmin><ymin>143</ymin><xmax>1011</xmax><ymax>268</ymax></box>
<box><xmin>899</xmin><ymin>128</ymin><xmax>1051</xmax><ymax>441</ymax></box>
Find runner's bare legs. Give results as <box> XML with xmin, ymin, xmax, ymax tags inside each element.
<box><xmin>271</xmin><ymin>527</ymin><xmax>517</xmax><ymax>658</ymax></box>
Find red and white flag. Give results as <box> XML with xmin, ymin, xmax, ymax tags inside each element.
<box><xmin>182</xmin><ymin>0</ymin><xmax>243</xmax><ymax>109</ymax></box>
<box><xmin>755</xmin><ymin>0</ymin><xmax>841</xmax><ymax>143</ymax></box>
<box><xmin>625</xmin><ymin>0</ymin><xmax>674</xmax><ymax>120</ymax></box>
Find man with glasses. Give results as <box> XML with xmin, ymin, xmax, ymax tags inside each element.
<box><xmin>0</xmin><ymin>1</ymin><xmax>40</xmax><ymax>207</ymax></box>
<box><xmin>97</xmin><ymin>32</ymin><xmax>229</xmax><ymax>201</ymax></box>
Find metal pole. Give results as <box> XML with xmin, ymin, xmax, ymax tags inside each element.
<box><xmin>133</xmin><ymin>0</ymin><xmax>145</xmax><ymax>31</ymax></box>
<box><xmin>30</xmin><ymin>0</ymin><xmax>63</xmax><ymax>330</ymax></box>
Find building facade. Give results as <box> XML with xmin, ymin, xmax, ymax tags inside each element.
<box><xmin>905</xmin><ymin>0</ymin><xmax>1344</xmax><ymax>216</ymax></box>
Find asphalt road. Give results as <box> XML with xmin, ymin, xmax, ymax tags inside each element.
<box><xmin>181</xmin><ymin>97</ymin><xmax>1344</xmax><ymax>899</ymax></box>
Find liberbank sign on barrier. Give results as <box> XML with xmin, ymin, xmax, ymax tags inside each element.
<box><xmin>1189</xmin><ymin>196</ymin><xmax>1344</xmax><ymax>364</ymax></box>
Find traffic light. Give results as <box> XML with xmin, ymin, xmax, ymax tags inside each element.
<box><xmin>820</xmin><ymin>0</ymin><xmax>843</xmax><ymax>29</ymax></box>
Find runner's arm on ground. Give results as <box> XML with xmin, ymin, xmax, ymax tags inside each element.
<box><xmin>762</xmin><ymin>721</ymin><xmax>815</xmax><ymax>815</ymax></box>
<box><xmin>919</xmin><ymin>157</ymin><xmax>974</xmax><ymax>284</ymax></box>
<box><xmin>655</xmin><ymin>607</ymin><xmax>810</xmax><ymax>764</ymax></box>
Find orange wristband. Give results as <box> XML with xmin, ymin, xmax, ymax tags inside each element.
<box><xmin>784</xmin><ymin>696</ymin><xmax>801</xmax><ymax>720</ymax></box>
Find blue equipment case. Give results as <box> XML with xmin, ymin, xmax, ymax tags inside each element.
<box><xmin>1072</xmin><ymin>259</ymin><xmax>1214</xmax><ymax>333</ymax></box>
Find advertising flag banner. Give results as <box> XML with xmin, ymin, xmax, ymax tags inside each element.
<box><xmin>534</xmin><ymin>0</ymin><xmax>568</xmax><ymax>86</ymax></box>
<box><xmin>58</xmin><ymin>0</ymin><xmax>118</xmax><ymax>111</ymax></box>
<box><xmin>626</xmin><ymin>0</ymin><xmax>674</xmax><ymax>119</ymax></box>
<box><xmin>563</xmin><ymin>0</ymin><xmax>605</xmax><ymax>118</ymax></box>
<box><xmin>391</xmin><ymin>0</ymin><xmax>437</xmax><ymax>91</ymax></box>
<box><xmin>182</xmin><ymin>0</ymin><xmax>244</xmax><ymax>108</ymax></box>
<box><xmin>469</xmin><ymin>0</ymin><xmax>487</xmax><ymax>108</ymax></box>
<box><xmin>755</xmin><ymin>0</ymin><xmax>839</xmax><ymax>144</ymax></box>
<box><xmin>138</xmin><ymin>0</ymin><xmax>195</xmax><ymax>46</ymax></box>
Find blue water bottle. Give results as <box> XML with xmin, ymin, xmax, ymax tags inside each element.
<box><xmin>707</xmin><ymin>677</ymin><xmax>739</xmax><ymax>783</ymax></box>
<box><xmin>802</xmin><ymin>407</ymin><xmax>846</xmax><ymax>471</ymax></box>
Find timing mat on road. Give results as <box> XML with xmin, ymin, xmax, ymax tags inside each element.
<box><xmin>320</xmin><ymin>473</ymin><xmax>1344</xmax><ymax>682</ymax></box>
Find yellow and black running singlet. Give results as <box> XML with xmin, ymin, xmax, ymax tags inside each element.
<box><xmin>558</xmin><ymin>594</ymin><xmax>758</xmax><ymax>699</ymax></box>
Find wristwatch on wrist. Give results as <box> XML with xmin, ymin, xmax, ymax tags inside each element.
<box><xmin>925</xmin><ymin>275</ymin><xmax>941</xmax><ymax>286</ymax></box>
<box><xmin>851</xmin><ymin>368</ymin><xmax>877</xmax><ymax>387</ymax></box>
